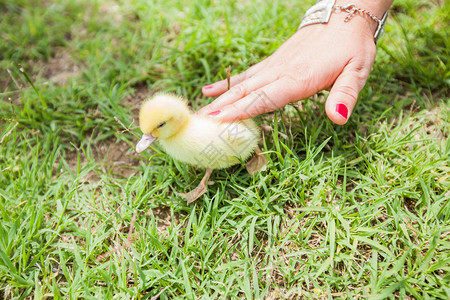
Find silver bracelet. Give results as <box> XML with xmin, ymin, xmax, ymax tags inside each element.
<box><xmin>299</xmin><ymin>0</ymin><xmax>388</xmax><ymax>44</ymax></box>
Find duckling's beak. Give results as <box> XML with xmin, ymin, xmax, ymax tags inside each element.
<box><xmin>136</xmin><ymin>133</ymin><xmax>157</xmax><ymax>153</ymax></box>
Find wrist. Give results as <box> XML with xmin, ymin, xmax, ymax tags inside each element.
<box><xmin>334</xmin><ymin>0</ymin><xmax>393</xmax><ymax>18</ymax></box>
<box><xmin>299</xmin><ymin>0</ymin><xmax>393</xmax><ymax>43</ymax></box>
<box><xmin>333</xmin><ymin>1</ymin><xmax>389</xmax><ymax>37</ymax></box>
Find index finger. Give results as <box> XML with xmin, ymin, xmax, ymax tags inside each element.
<box><xmin>211</xmin><ymin>77</ymin><xmax>309</xmax><ymax>122</ymax></box>
<box><xmin>197</xmin><ymin>72</ymin><xmax>274</xmax><ymax>116</ymax></box>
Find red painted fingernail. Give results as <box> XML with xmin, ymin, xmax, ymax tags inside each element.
<box><xmin>336</xmin><ymin>103</ymin><xmax>348</xmax><ymax>119</ymax></box>
<box><xmin>203</xmin><ymin>85</ymin><xmax>213</xmax><ymax>90</ymax></box>
<box><xmin>208</xmin><ymin>110</ymin><xmax>222</xmax><ymax>116</ymax></box>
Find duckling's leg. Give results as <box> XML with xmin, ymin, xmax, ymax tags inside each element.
<box><xmin>245</xmin><ymin>146</ymin><xmax>268</xmax><ymax>175</ymax></box>
<box><xmin>178</xmin><ymin>168</ymin><xmax>214</xmax><ymax>204</ymax></box>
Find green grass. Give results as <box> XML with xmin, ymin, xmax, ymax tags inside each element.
<box><xmin>1</xmin><ymin>0</ymin><xmax>449</xmax><ymax>298</ymax></box>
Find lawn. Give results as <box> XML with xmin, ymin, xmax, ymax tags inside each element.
<box><xmin>0</xmin><ymin>0</ymin><xmax>449</xmax><ymax>298</ymax></box>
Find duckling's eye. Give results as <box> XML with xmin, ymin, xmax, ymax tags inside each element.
<box><xmin>156</xmin><ymin>122</ymin><xmax>166</xmax><ymax>129</ymax></box>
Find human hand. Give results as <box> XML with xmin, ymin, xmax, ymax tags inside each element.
<box><xmin>197</xmin><ymin>9</ymin><xmax>379</xmax><ymax>125</ymax></box>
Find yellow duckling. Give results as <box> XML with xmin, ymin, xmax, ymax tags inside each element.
<box><xmin>136</xmin><ymin>93</ymin><xmax>265</xmax><ymax>203</ymax></box>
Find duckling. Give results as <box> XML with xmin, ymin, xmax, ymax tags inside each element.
<box><xmin>136</xmin><ymin>93</ymin><xmax>266</xmax><ymax>203</ymax></box>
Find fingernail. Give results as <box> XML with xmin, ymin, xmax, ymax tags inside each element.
<box><xmin>208</xmin><ymin>110</ymin><xmax>222</xmax><ymax>117</ymax></box>
<box><xmin>203</xmin><ymin>85</ymin><xmax>213</xmax><ymax>90</ymax></box>
<box><xmin>336</xmin><ymin>103</ymin><xmax>348</xmax><ymax>119</ymax></box>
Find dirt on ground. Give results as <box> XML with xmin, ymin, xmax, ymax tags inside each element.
<box><xmin>29</xmin><ymin>46</ymin><xmax>148</xmax><ymax>180</ymax></box>
<box><xmin>122</xmin><ymin>83</ymin><xmax>150</xmax><ymax>117</ymax></box>
<box><xmin>40</xmin><ymin>49</ymin><xmax>81</xmax><ymax>85</ymax></box>
<box><xmin>63</xmin><ymin>137</ymin><xmax>140</xmax><ymax>181</ymax></box>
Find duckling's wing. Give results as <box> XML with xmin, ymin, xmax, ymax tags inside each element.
<box><xmin>218</xmin><ymin>121</ymin><xmax>259</xmax><ymax>157</ymax></box>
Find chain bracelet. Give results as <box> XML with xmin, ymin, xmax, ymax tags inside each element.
<box><xmin>333</xmin><ymin>4</ymin><xmax>382</xmax><ymax>26</ymax></box>
<box><xmin>298</xmin><ymin>0</ymin><xmax>389</xmax><ymax>44</ymax></box>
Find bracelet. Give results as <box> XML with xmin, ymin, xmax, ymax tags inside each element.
<box><xmin>299</xmin><ymin>0</ymin><xmax>388</xmax><ymax>44</ymax></box>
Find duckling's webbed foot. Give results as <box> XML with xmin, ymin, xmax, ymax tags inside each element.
<box><xmin>245</xmin><ymin>146</ymin><xmax>268</xmax><ymax>176</ymax></box>
<box><xmin>178</xmin><ymin>168</ymin><xmax>214</xmax><ymax>204</ymax></box>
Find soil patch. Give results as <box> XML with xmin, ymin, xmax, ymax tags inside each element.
<box><xmin>94</xmin><ymin>138</ymin><xmax>140</xmax><ymax>178</ymax></box>
<box><xmin>122</xmin><ymin>83</ymin><xmax>150</xmax><ymax>118</ymax></box>
<box><xmin>64</xmin><ymin>137</ymin><xmax>139</xmax><ymax>182</ymax></box>
<box><xmin>36</xmin><ymin>48</ymin><xmax>81</xmax><ymax>85</ymax></box>
<box><xmin>149</xmin><ymin>206</ymin><xmax>183</xmax><ymax>235</ymax></box>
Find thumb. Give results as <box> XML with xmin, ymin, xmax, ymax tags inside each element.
<box><xmin>325</xmin><ymin>63</ymin><xmax>370</xmax><ymax>125</ymax></box>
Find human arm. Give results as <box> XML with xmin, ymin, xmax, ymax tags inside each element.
<box><xmin>197</xmin><ymin>0</ymin><xmax>394</xmax><ymax>125</ymax></box>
